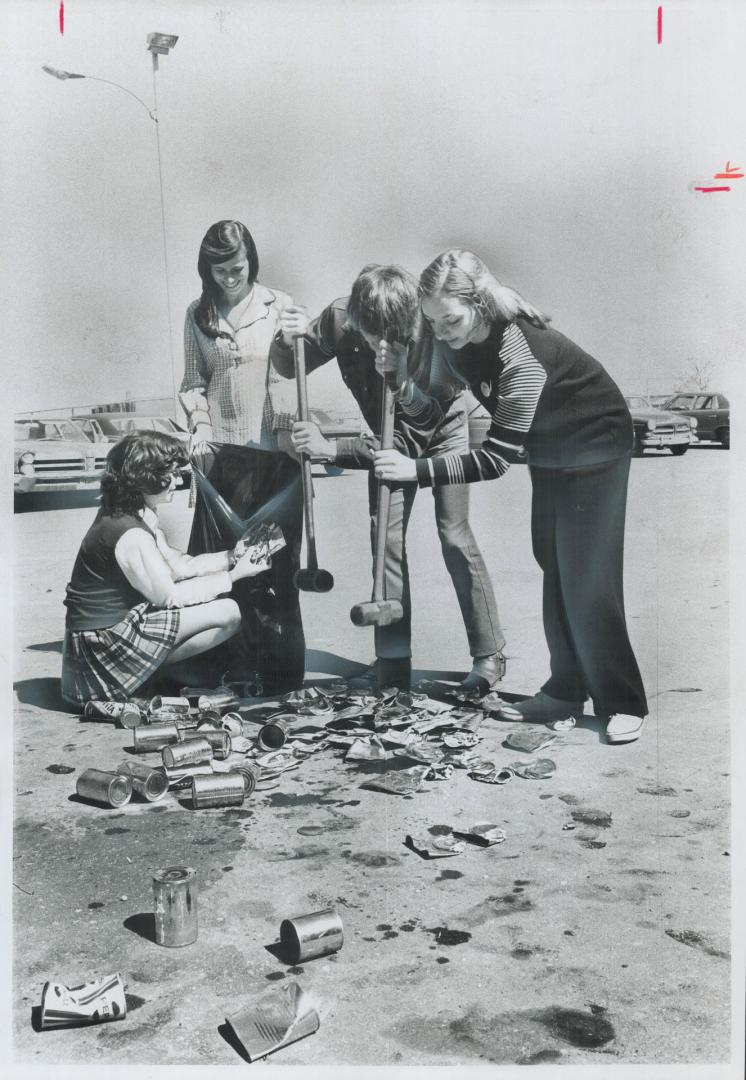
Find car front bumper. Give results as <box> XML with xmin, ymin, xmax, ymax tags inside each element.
<box><xmin>14</xmin><ymin>472</ymin><xmax>102</xmax><ymax>494</ymax></box>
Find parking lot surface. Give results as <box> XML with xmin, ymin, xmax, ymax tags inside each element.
<box><xmin>12</xmin><ymin>448</ymin><xmax>733</xmax><ymax>1069</ymax></box>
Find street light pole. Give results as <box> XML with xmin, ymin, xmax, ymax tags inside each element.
<box><xmin>42</xmin><ymin>31</ymin><xmax>180</xmax><ymax>419</ymax></box>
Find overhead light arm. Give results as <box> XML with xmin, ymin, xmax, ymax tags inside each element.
<box><xmin>42</xmin><ymin>65</ymin><xmax>157</xmax><ymax>121</ymax></box>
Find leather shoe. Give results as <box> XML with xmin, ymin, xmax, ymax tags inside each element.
<box><xmin>499</xmin><ymin>690</ymin><xmax>583</xmax><ymax>724</ymax></box>
<box><xmin>605</xmin><ymin>714</ymin><xmax>645</xmax><ymax>744</ymax></box>
<box><xmin>460</xmin><ymin>653</ymin><xmax>506</xmax><ymax>694</ymax></box>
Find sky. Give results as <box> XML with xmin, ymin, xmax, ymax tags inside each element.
<box><xmin>3</xmin><ymin>0</ymin><xmax>746</xmax><ymax>416</ymax></box>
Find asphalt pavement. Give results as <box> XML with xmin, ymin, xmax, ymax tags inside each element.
<box><xmin>10</xmin><ymin>446</ymin><xmax>735</xmax><ymax>1072</ymax></box>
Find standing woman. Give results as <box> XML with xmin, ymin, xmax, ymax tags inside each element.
<box><xmin>373</xmin><ymin>249</ymin><xmax>647</xmax><ymax>743</ymax></box>
<box><xmin>180</xmin><ymin>220</ymin><xmax>304</xmax><ymax>694</ymax></box>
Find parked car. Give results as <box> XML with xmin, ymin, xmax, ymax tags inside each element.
<box><xmin>624</xmin><ymin>396</ymin><xmax>695</xmax><ymax>455</ymax></box>
<box><xmin>14</xmin><ymin>417</ymin><xmax>109</xmax><ymax>502</ymax></box>
<box><xmin>75</xmin><ymin>413</ymin><xmax>191</xmax><ymax>486</ymax></box>
<box><xmin>662</xmin><ymin>392</ymin><xmax>729</xmax><ymax>448</ymax></box>
<box><xmin>648</xmin><ymin>394</ymin><xmax>672</xmax><ymax>409</ymax></box>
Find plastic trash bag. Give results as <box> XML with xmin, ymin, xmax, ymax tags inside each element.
<box><xmin>186</xmin><ymin>442</ymin><xmax>305</xmax><ymax>695</ymax></box>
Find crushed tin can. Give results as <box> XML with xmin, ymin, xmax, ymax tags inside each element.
<box><xmin>116</xmin><ymin>761</ymin><xmax>168</xmax><ymax>802</ymax></box>
<box><xmin>360</xmin><ymin>764</ymin><xmax>430</xmax><ymax>795</ymax></box>
<box><xmin>197</xmin><ymin>689</ymin><xmax>240</xmax><ymax>714</ymax></box>
<box><xmin>507</xmin><ymin>757</ymin><xmax>557</xmax><ymax>779</ymax></box>
<box><xmin>153</xmin><ymin>866</ymin><xmax>198</xmax><ymax>947</ymax></box>
<box><xmin>40</xmin><ymin>971</ymin><xmax>126</xmax><ymax>1028</ymax></box>
<box><xmin>405</xmin><ymin>833</ymin><xmax>465</xmax><ymax>858</ymax></box>
<box><xmin>191</xmin><ymin>772</ymin><xmax>245</xmax><ymax>808</ymax></box>
<box><xmin>468</xmin><ymin>763</ymin><xmax>515</xmax><ymax>784</ymax></box>
<box><xmin>162</xmin><ymin>737</ymin><xmax>213</xmax><ymax>769</ymax></box>
<box><xmin>279</xmin><ymin>907</ymin><xmax>344</xmax><ymax>963</ymax></box>
<box><xmin>83</xmin><ymin>699</ymin><xmax>141</xmax><ymax>729</ymax></box>
<box><xmin>132</xmin><ymin>722</ymin><xmax>180</xmax><ymax>753</ymax></box>
<box><xmin>257</xmin><ymin>715</ymin><xmax>290</xmax><ymax>751</ymax></box>
<box><xmin>226</xmin><ymin>981</ymin><xmax>319</xmax><ymax>1061</ymax></box>
<box><xmin>149</xmin><ymin>695</ymin><xmax>190</xmax><ymax>716</ymax></box>
<box><xmin>452</xmin><ymin>823</ymin><xmax>506</xmax><ymax>846</ymax></box>
<box><xmin>219</xmin><ymin>711</ymin><xmax>244</xmax><ymax>737</ymax></box>
<box><xmin>504</xmin><ymin>729</ymin><xmax>558</xmax><ymax>754</ymax></box>
<box><xmin>76</xmin><ymin>769</ymin><xmax>132</xmax><ymax>808</ymax></box>
<box><xmin>196</xmin><ymin>728</ymin><xmax>231</xmax><ymax>760</ymax></box>
<box><xmin>164</xmin><ymin>763</ymin><xmax>213</xmax><ymax>788</ymax></box>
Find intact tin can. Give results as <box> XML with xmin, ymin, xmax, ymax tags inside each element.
<box><xmin>162</xmin><ymin>737</ymin><xmax>213</xmax><ymax>769</ymax></box>
<box><xmin>164</xmin><ymin>763</ymin><xmax>213</xmax><ymax>788</ymax></box>
<box><xmin>196</xmin><ymin>708</ymin><xmax>223</xmax><ymax>728</ymax></box>
<box><xmin>132</xmin><ymin>722</ymin><xmax>180</xmax><ymax>753</ymax></box>
<box><xmin>116</xmin><ymin>761</ymin><xmax>168</xmax><ymax>802</ymax></box>
<box><xmin>220</xmin><ymin>711</ymin><xmax>244</xmax><ymax>737</ymax></box>
<box><xmin>279</xmin><ymin>907</ymin><xmax>344</xmax><ymax>963</ymax></box>
<box><xmin>149</xmin><ymin>695</ymin><xmax>190</xmax><ymax>715</ymax></box>
<box><xmin>83</xmin><ymin>699</ymin><xmax>142</xmax><ymax>729</ymax></box>
<box><xmin>76</xmin><ymin>768</ymin><xmax>132</xmax><ymax>808</ymax></box>
<box><xmin>191</xmin><ymin>773</ymin><xmax>245</xmax><ymax>809</ymax></box>
<box><xmin>179</xmin><ymin>686</ymin><xmax>215</xmax><ymax>708</ymax></box>
<box><xmin>196</xmin><ymin>728</ymin><xmax>231</xmax><ymax>760</ymax></box>
<box><xmin>235</xmin><ymin>763</ymin><xmax>259</xmax><ymax>796</ymax></box>
<box><xmin>258</xmin><ymin>716</ymin><xmax>290</xmax><ymax>750</ymax></box>
<box><xmin>153</xmin><ymin>866</ymin><xmax>198</xmax><ymax>947</ymax></box>
<box><xmin>197</xmin><ymin>689</ymin><xmax>240</xmax><ymax>714</ymax></box>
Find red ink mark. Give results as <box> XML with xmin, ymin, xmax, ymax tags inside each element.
<box><xmin>714</xmin><ymin>162</ymin><xmax>743</xmax><ymax>179</ymax></box>
<box><xmin>59</xmin><ymin>2</ymin><xmax>64</xmax><ymax>35</ymax></box>
<box><xmin>657</xmin><ymin>6</ymin><xmax>662</xmax><ymax>44</ymax></box>
<box><xmin>694</xmin><ymin>186</ymin><xmax>731</xmax><ymax>193</ymax></box>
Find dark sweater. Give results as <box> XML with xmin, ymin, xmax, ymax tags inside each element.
<box><xmin>416</xmin><ymin>318</ymin><xmax>633</xmax><ymax>486</ymax></box>
<box><xmin>269</xmin><ymin>299</ymin><xmax>461</xmax><ymax>466</ymax></box>
<box><xmin>64</xmin><ymin>511</ymin><xmax>153</xmax><ymax>631</ymax></box>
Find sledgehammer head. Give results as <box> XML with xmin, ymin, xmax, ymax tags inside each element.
<box><xmin>350</xmin><ymin>599</ymin><xmax>404</xmax><ymax>627</ymax></box>
<box><xmin>293</xmin><ymin>568</ymin><xmax>334</xmax><ymax>593</ymax></box>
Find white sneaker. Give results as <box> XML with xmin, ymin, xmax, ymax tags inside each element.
<box><xmin>606</xmin><ymin>714</ymin><xmax>645</xmax><ymax>744</ymax></box>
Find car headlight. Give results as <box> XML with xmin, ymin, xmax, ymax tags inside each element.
<box><xmin>689</xmin><ymin>417</ymin><xmax>698</xmax><ymax>429</ymax></box>
<box><xmin>18</xmin><ymin>451</ymin><xmax>36</xmax><ymax>475</ymax></box>
<box><xmin>646</xmin><ymin>420</ymin><xmax>657</xmax><ymax>431</ymax></box>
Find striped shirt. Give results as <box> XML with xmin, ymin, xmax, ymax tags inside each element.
<box><xmin>416</xmin><ymin>319</ymin><xmax>633</xmax><ymax>487</ymax></box>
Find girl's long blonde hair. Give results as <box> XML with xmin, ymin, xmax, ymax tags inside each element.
<box><xmin>419</xmin><ymin>249</ymin><xmax>550</xmax><ymax>330</ymax></box>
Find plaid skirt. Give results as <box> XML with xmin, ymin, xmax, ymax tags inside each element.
<box><xmin>61</xmin><ymin>601</ymin><xmax>181</xmax><ymax>707</ymax></box>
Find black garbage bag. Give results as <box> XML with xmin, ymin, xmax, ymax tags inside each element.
<box><xmin>186</xmin><ymin>441</ymin><xmax>305</xmax><ymax>695</ymax></box>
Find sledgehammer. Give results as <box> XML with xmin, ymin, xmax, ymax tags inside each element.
<box><xmin>292</xmin><ymin>336</ymin><xmax>334</xmax><ymax>593</ymax></box>
<box><xmin>350</xmin><ymin>378</ymin><xmax>403</xmax><ymax>627</ymax></box>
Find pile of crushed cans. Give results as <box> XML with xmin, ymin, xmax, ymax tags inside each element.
<box><xmin>75</xmin><ymin>679</ymin><xmax>560</xmax><ymax>811</ymax></box>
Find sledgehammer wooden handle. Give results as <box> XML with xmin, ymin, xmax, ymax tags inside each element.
<box><xmin>292</xmin><ymin>336</ymin><xmax>333</xmax><ymax>593</ymax></box>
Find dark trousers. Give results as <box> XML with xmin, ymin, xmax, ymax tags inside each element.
<box><xmin>530</xmin><ymin>453</ymin><xmax>647</xmax><ymax>717</ymax></box>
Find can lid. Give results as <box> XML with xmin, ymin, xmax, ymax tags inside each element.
<box><xmin>155</xmin><ymin>866</ymin><xmax>195</xmax><ymax>883</ymax></box>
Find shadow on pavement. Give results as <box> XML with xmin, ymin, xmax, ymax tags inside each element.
<box><xmin>25</xmin><ymin>641</ymin><xmax>63</xmax><ymax>654</ymax></box>
<box><xmin>217</xmin><ymin>1021</ymin><xmax>251</xmax><ymax>1063</ymax></box>
<box><xmin>14</xmin><ymin>491</ymin><xmax>101</xmax><ymax>514</ymax></box>
<box><xmin>14</xmin><ymin>677</ymin><xmax>75</xmax><ymax>712</ymax></box>
<box><xmin>124</xmin><ymin>912</ymin><xmax>156</xmax><ymax>943</ymax></box>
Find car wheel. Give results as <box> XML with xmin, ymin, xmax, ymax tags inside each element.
<box><xmin>670</xmin><ymin>445</ymin><xmax>688</xmax><ymax>456</ymax></box>
<box><xmin>717</xmin><ymin>427</ymin><xmax>730</xmax><ymax>449</ymax></box>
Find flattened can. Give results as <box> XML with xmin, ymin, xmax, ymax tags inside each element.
<box><xmin>197</xmin><ymin>689</ymin><xmax>240</xmax><ymax>714</ymax></box>
<box><xmin>153</xmin><ymin>865</ymin><xmax>198</xmax><ymax>947</ymax></box>
<box><xmin>162</xmin><ymin>736</ymin><xmax>213</xmax><ymax>769</ymax></box>
<box><xmin>76</xmin><ymin>768</ymin><xmax>132</xmax><ymax>808</ymax></box>
<box><xmin>220</xmin><ymin>711</ymin><xmax>244</xmax><ymax>737</ymax></box>
<box><xmin>132</xmin><ymin>722</ymin><xmax>180</xmax><ymax>753</ymax></box>
<box><xmin>279</xmin><ymin>907</ymin><xmax>344</xmax><ymax>963</ymax></box>
<box><xmin>258</xmin><ymin>716</ymin><xmax>290</xmax><ymax>750</ymax></box>
<box><xmin>149</xmin><ymin>695</ymin><xmax>190</xmax><ymax>716</ymax></box>
<box><xmin>40</xmin><ymin>971</ymin><xmax>127</xmax><ymax>1028</ymax></box>
<box><xmin>196</xmin><ymin>728</ymin><xmax>231</xmax><ymax>760</ymax></box>
<box><xmin>164</xmin><ymin>763</ymin><xmax>213</xmax><ymax>788</ymax></box>
<box><xmin>148</xmin><ymin>707</ymin><xmax>195</xmax><ymax>727</ymax></box>
<box><xmin>116</xmin><ymin>761</ymin><xmax>168</xmax><ymax>802</ymax></box>
<box><xmin>83</xmin><ymin>699</ymin><xmax>142</xmax><ymax>729</ymax></box>
<box><xmin>191</xmin><ymin>772</ymin><xmax>245</xmax><ymax>809</ymax></box>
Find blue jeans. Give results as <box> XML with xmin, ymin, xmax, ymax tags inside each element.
<box><xmin>369</xmin><ymin>396</ymin><xmax>504</xmax><ymax>660</ymax></box>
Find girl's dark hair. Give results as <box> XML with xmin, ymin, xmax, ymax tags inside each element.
<box><xmin>195</xmin><ymin>220</ymin><xmax>260</xmax><ymax>337</ymax></box>
<box><xmin>346</xmin><ymin>263</ymin><xmax>437</xmax><ymax>394</ymax></box>
<box><xmin>100</xmin><ymin>431</ymin><xmax>188</xmax><ymax>516</ymax></box>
